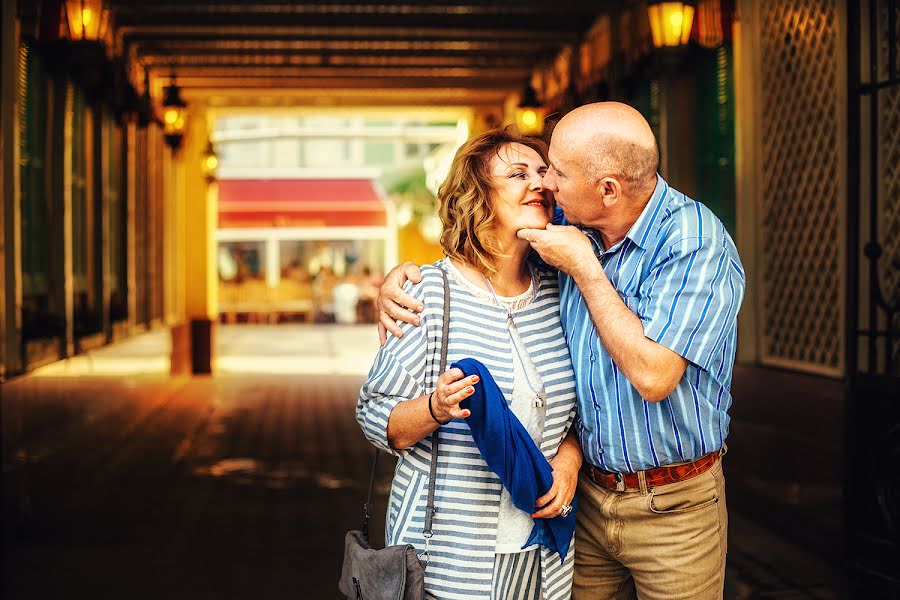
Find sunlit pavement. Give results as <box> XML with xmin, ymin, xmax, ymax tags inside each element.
<box><xmin>3</xmin><ymin>325</ymin><xmax>847</xmax><ymax>599</ymax></box>
<box><xmin>29</xmin><ymin>324</ymin><xmax>382</xmax><ymax>378</ymax></box>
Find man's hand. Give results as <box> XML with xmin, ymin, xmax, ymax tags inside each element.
<box><xmin>377</xmin><ymin>262</ymin><xmax>424</xmax><ymax>345</ymax></box>
<box><xmin>517</xmin><ymin>224</ymin><xmax>598</xmax><ymax>278</ymax></box>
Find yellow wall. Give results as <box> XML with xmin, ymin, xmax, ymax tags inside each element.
<box><xmin>397</xmin><ymin>223</ymin><xmax>443</xmax><ymax>266</ymax></box>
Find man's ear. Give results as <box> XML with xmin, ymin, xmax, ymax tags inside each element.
<box><xmin>597</xmin><ymin>177</ymin><xmax>622</xmax><ymax>208</ymax></box>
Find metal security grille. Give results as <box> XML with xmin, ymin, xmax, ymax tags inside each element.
<box><xmin>877</xmin><ymin>0</ymin><xmax>900</xmax><ymax>373</ymax></box>
<box><xmin>758</xmin><ymin>0</ymin><xmax>845</xmax><ymax>375</ymax></box>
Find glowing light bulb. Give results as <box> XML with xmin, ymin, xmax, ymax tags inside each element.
<box><xmin>521</xmin><ymin>110</ymin><xmax>538</xmax><ymax>128</ymax></box>
<box><xmin>668</xmin><ymin>11</ymin><xmax>683</xmax><ymax>37</ymax></box>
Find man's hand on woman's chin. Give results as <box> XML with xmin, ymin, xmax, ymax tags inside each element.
<box><xmin>377</xmin><ymin>261</ymin><xmax>425</xmax><ymax>345</ymax></box>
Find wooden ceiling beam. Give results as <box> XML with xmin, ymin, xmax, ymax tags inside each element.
<box><xmin>148</xmin><ymin>66</ymin><xmax>528</xmax><ymax>80</ymax></box>
<box><xmin>133</xmin><ymin>39</ymin><xmax>548</xmax><ymax>54</ymax></box>
<box><xmin>118</xmin><ymin>25</ymin><xmax>579</xmax><ymax>43</ymax></box>
<box><xmin>186</xmin><ymin>86</ymin><xmax>509</xmax><ymax>108</ymax></box>
<box><xmin>135</xmin><ymin>41</ymin><xmax>542</xmax><ymax>56</ymax></box>
<box><xmin>168</xmin><ymin>75</ymin><xmax>522</xmax><ymax>89</ymax></box>
<box><xmin>143</xmin><ymin>55</ymin><xmax>533</xmax><ymax>69</ymax></box>
<box><xmin>110</xmin><ymin>0</ymin><xmax>605</xmax><ymax>17</ymax></box>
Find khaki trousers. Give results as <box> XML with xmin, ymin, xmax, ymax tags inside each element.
<box><xmin>572</xmin><ymin>458</ymin><xmax>727</xmax><ymax>600</ymax></box>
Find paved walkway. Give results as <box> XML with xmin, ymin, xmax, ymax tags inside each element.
<box><xmin>2</xmin><ymin>325</ymin><xmax>847</xmax><ymax>599</ymax></box>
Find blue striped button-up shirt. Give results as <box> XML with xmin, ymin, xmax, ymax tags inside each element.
<box><xmin>558</xmin><ymin>175</ymin><xmax>745</xmax><ymax>473</ymax></box>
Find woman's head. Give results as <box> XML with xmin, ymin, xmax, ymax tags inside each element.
<box><xmin>438</xmin><ymin>128</ymin><xmax>552</xmax><ymax>275</ymax></box>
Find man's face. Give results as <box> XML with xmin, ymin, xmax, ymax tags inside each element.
<box><xmin>544</xmin><ymin>134</ymin><xmax>602</xmax><ymax>228</ymax></box>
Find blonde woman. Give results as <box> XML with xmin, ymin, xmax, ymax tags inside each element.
<box><xmin>357</xmin><ymin>129</ymin><xmax>580</xmax><ymax>600</ymax></box>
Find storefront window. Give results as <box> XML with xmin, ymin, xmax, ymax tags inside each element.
<box><xmin>107</xmin><ymin>117</ymin><xmax>126</xmax><ymax>322</ymax></box>
<box><xmin>71</xmin><ymin>88</ymin><xmax>102</xmax><ymax>337</ymax></box>
<box><xmin>18</xmin><ymin>42</ymin><xmax>55</xmax><ymax>343</ymax></box>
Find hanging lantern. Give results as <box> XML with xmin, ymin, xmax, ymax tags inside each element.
<box><xmin>648</xmin><ymin>1</ymin><xmax>696</xmax><ymax>48</ymax></box>
<box><xmin>162</xmin><ymin>72</ymin><xmax>188</xmax><ymax>151</ymax></box>
<box><xmin>514</xmin><ymin>83</ymin><xmax>547</xmax><ymax>136</ymax></box>
<box><xmin>202</xmin><ymin>141</ymin><xmax>219</xmax><ymax>182</ymax></box>
<box><xmin>693</xmin><ymin>0</ymin><xmax>733</xmax><ymax>49</ymax></box>
<box><xmin>50</xmin><ymin>0</ymin><xmax>113</xmax><ymax>91</ymax></box>
<box><xmin>63</xmin><ymin>0</ymin><xmax>111</xmax><ymax>43</ymax></box>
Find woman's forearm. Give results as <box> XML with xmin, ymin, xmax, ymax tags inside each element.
<box><xmin>386</xmin><ymin>394</ymin><xmax>441</xmax><ymax>450</ymax></box>
<box><xmin>555</xmin><ymin>428</ymin><xmax>583</xmax><ymax>471</ymax></box>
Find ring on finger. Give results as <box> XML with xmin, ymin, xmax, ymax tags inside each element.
<box><xmin>560</xmin><ymin>503</ymin><xmax>573</xmax><ymax>517</ymax></box>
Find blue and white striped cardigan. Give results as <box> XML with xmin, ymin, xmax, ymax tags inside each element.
<box><xmin>357</xmin><ymin>260</ymin><xmax>578</xmax><ymax>599</ymax></box>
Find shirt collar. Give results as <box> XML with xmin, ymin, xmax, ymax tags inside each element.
<box><xmin>622</xmin><ymin>174</ymin><xmax>668</xmax><ymax>251</ymax></box>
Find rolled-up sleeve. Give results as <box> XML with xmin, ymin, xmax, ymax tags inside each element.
<box><xmin>640</xmin><ymin>236</ymin><xmax>744</xmax><ymax>373</ymax></box>
<box><xmin>356</xmin><ymin>282</ymin><xmax>430</xmax><ymax>455</ymax></box>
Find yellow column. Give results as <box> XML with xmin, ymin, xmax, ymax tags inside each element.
<box><xmin>170</xmin><ymin>109</ymin><xmax>216</xmax><ymax>374</ymax></box>
<box><xmin>182</xmin><ymin>110</ymin><xmax>216</xmax><ymax>320</ymax></box>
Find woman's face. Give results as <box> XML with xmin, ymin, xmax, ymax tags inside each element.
<box><xmin>488</xmin><ymin>143</ymin><xmax>554</xmax><ymax>238</ymax></box>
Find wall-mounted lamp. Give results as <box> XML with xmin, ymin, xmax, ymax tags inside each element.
<box><xmin>63</xmin><ymin>0</ymin><xmax>110</xmax><ymax>42</ymax></box>
<box><xmin>648</xmin><ymin>1</ymin><xmax>696</xmax><ymax>49</ymax></box>
<box><xmin>136</xmin><ymin>65</ymin><xmax>157</xmax><ymax>128</ymax></box>
<box><xmin>514</xmin><ymin>83</ymin><xmax>547</xmax><ymax>136</ymax></box>
<box><xmin>202</xmin><ymin>141</ymin><xmax>219</xmax><ymax>182</ymax></box>
<box><xmin>162</xmin><ymin>71</ymin><xmax>187</xmax><ymax>151</ymax></box>
<box><xmin>47</xmin><ymin>0</ymin><xmax>112</xmax><ymax>92</ymax></box>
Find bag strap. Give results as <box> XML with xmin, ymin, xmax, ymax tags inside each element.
<box><xmin>423</xmin><ymin>267</ymin><xmax>450</xmax><ymax>547</ymax></box>
<box><xmin>361</xmin><ymin>267</ymin><xmax>450</xmax><ymax>552</ymax></box>
<box><xmin>362</xmin><ymin>449</ymin><xmax>378</xmax><ymax>543</ymax></box>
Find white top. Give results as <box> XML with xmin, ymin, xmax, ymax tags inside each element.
<box><xmin>445</xmin><ymin>261</ymin><xmax>547</xmax><ymax>553</ymax></box>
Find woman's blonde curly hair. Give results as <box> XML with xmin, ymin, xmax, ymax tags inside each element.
<box><xmin>438</xmin><ymin>128</ymin><xmax>548</xmax><ymax>276</ymax></box>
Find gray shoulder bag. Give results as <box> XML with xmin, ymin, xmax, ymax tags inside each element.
<box><xmin>339</xmin><ymin>268</ymin><xmax>450</xmax><ymax>600</ymax></box>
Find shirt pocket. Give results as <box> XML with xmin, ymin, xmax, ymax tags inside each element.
<box><xmin>619</xmin><ymin>294</ymin><xmax>643</xmax><ymax>318</ymax></box>
<box><xmin>387</xmin><ymin>465</ymin><xmax>428</xmax><ymax>547</ymax></box>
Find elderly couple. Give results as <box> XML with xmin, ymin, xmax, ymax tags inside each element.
<box><xmin>356</xmin><ymin>102</ymin><xmax>745</xmax><ymax>600</ymax></box>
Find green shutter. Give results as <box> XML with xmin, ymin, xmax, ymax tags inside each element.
<box><xmin>694</xmin><ymin>44</ymin><xmax>737</xmax><ymax>237</ymax></box>
<box><xmin>18</xmin><ymin>42</ymin><xmax>48</xmax><ymax>297</ymax></box>
<box><xmin>71</xmin><ymin>86</ymin><xmax>88</xmax><ymax>294</ymax></box>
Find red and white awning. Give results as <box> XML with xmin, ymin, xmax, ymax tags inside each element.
<box><xmin>217</xmin><ymin>178</ymin><xmax>389</xmax><ymax>228</ymax></box>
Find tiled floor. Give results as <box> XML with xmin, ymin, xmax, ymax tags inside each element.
<box><xmin>2</xmin><ymin>325</ymin><xmax>849</xmax><ymax>599</ymax></box>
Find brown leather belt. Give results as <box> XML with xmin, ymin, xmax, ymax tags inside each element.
<box><xmin>583</xmin><ymin>450</ymin><xmax>721</xmax><ymax>491</ymax></box>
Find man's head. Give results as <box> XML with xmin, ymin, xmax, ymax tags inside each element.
<box><xmin>543</xmin><ymin>102</ymin><xmax>659</xmax><ymax>232</ymax></box>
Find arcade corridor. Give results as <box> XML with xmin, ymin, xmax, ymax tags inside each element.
<box><xmin>2</xmin><ymin>0</ymin><xmax>897</xmax><ymax>597</ymax></box>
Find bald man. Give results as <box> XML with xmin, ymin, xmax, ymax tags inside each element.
<box><xmin>377</xmin><ymin>102</ymin><xmax>745</xmax><ymax>599</ymax></box>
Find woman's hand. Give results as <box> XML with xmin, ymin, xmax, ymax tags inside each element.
<box><xmin>431</xmin><ymin>368</ymin><xmax>478</xmax><ymax>422</ymax></box>
<box><xmin>532</xmin><ymin>430</ymin><xmax>583</xmax><ymax>519</ymax></box>
<box><xmin>377</xmin><ymin>262</ymin><xmax>425</xmax><ymax>344</ymax></box>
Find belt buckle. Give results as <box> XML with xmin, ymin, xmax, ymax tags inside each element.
<box><xmin>614</xmin><ymin>473</ymin><xmax>626</xmax><ymax>492</ymax></box>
